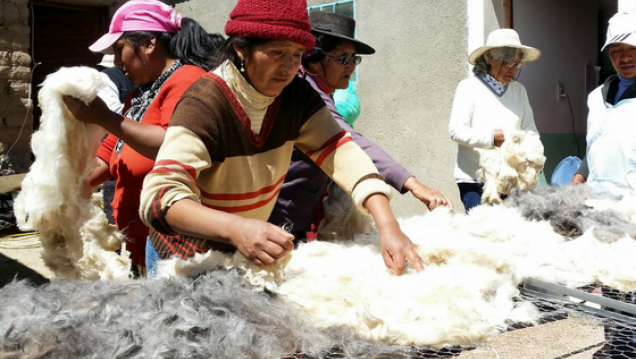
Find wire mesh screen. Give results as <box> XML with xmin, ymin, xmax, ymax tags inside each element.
<box><xmin>272</xmin><ymin>275</ymin><xmax>636</xmax><ymax>359</ymax></box>
<box><xmin>281</xmin><ymin>285</ymin><xmax>635</xmax><ymax>359</ymax></box>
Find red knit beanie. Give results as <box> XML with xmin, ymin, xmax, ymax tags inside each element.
<box><xmin>225</xmin><ymin>0</ymin><xmax>315</xmax><ymax>51</ymax></box>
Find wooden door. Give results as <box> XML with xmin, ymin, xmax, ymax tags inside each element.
<box><xmin>30</xmin><ymin>3</ymin><xmax>109</xmax><ymax>130</ymax></box>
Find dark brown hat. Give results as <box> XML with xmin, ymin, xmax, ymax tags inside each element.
<box><xmin>309</xmin><ymin>12</ymin><xmax>375</xmax><ymax>55</ymax></box>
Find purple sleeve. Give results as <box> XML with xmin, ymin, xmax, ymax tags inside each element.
<box><xmin>308</xmin><ymin>77</ymin><xmax>413</xmax><ymax>193</ymax></box>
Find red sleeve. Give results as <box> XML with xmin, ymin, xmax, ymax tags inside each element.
<box><xmin>158</xmin><ymin>66</ymin><xmax>206</xmax><ymax>129</ymax></box>
<box><xmin>97</xmin><ymin>134</ymin><xmax>117</xmax><ymax>164</ymax></box>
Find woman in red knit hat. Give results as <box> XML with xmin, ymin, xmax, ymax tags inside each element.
<box><xmin>140</xmin><ymin>0</ymin><xmax>422</xmax><ymax>276</ymax></box>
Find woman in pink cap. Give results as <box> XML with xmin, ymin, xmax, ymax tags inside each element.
<box><xmin>139</xmin><ymin>0</ymin><xmax>422</xmax><ymax>276</ymax></box>
<box><xmin>63</xmin><ymin>0</ymin><xmax>217</xmax><ymax>275</ymax></box>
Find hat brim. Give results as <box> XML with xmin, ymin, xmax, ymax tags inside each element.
<box><xmin>600</xmin><ymin>37</ymin><xmax>636</xmax><ymax>52</ymax></box>
<box><xmin>89</xmin><ymin>32</ymin><xmax>123</xmax><ymax>55</ymax></box>
<box><xmin>311</xmin><ymin>29</ymin><xmax>375</xmax><ymax>55</ymax></box>
<box><xmin>468</xmin><ymin>44</ymin><xmax>541</xmax><ymax>65</ymax></box>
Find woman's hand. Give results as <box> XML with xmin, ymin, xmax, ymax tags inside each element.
<box><xmin>63</xmin><ymin>95</ymin><xmax>121</xmax><ymax>128</ymax></box>
<box><xmin>403</xmin><ymin>176</ymin><xmax>454</xmax><ymax>211</ymax></box>
<box><xmin>571</xmin><ymin>173</ymin><xmax>586</xmax><ymax>183</ymax></box>
<box><xmin>365</xmin><ymin>193</ymin><xmax>423</xmax><ymax>275</ymax></box>
<box><xmin>229</xmin><ymin>218</ymin><xmax>295</xmax><ymax>267</ymax></box>
<box><xmin>379</xmin><ymin>225</ymin><xmax>423</xmax><ymax>276</ymax></box>
<box><xmin>493</xmin><ymin>129</ymin><xmax>505</xmax><ymax>147</ymax></box>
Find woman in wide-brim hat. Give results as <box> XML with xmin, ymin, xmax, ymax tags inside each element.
<box><xmin>139</xmin><ymin>0</ymin><xmax>422</xmax><ymax>276</ymax></box>
<box><xmin>448</xmin><ymin>28</ymin><xmax>542</xmax><ymax>212</ymax></box>
<box><xmin>268</xmin><ymin>11</ymin><xmax>453</xmax><ymax>241</ymax></box>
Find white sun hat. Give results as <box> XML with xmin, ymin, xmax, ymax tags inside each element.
<box><xmin>468</xmin><ymin>28</ymin><xmax>541</xmax><ymax>65</ymax></box>
<box><xmin>601</xmin><ymin>11</ymin><xmax>636</xmax><ymax>51</ymax></box>
<box><xmin>97</xmin><ymin>54</ymin><xmax>115</xmax><ymax>68</ymax></box>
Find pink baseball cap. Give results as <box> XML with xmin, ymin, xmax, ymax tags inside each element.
<box><xmin>89</xmin><ymin>0</ymin><xmax>184</xmax><ymax>54</ymax></box>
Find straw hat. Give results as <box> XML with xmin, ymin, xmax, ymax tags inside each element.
<box><xmin>468</xmin><ymin>29</ymin><xmax>541</xmax><ymax>65</ymax></box>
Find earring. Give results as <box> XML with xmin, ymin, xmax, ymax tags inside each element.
<box><xmin>240</xmin><ymin>59</ymin><xmax>245</xmax><ymax>73</ymax></box>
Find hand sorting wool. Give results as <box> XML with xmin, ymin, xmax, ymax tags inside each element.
<box><xmin>379</xmin><ymin>227</ymin><xmax>423</xmax><ymax>276</ymax></box>
<box><xmin>229</xmin><ymin>217</ymin><xmax>295</xmax><ymax>268</ymax></box>
<box><xmin>493</xmin><ymin>129</ymin><xmax>505</xmax><ymax>147</ymax></box>
<box><xmin>403</xmin><ymin>176</ymin><xmax>454</xmax><ymax>211</ymax></box>
<box><xmin>63</xmin><ymin>95</ymin><xmax>120</xmax><ymax>127</ymax></box>
<box><xmin>365</xmin><ymin>193</ymin><xmax>424</xmax><ymax>275</ymax></box>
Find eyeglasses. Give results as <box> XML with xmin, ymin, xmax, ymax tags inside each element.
<box><xmin>503</xmin><ymin>60</ymin><xmax>525</xmax><ymax>70</ymax></box>
<box><xmin>323</xmin><ymin>51</ymin><xmax>362</xmax><ymax>66</ymax></box>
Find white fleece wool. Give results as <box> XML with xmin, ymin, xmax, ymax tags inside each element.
<box><xmin>477</xmin><ymin>130</ymin><xmax>545</xmax><ymax>204</ymax></box>
<box><xmin>585</xmin><ymin>197</ymin><xmax>636</xmax><ymax>224</ymax></box>
<box><xmin>13</xmin><ymin>66</ymin><xmax>131</xmax><ymax>280</ymax></box>
<box><xmin>157</xmin><ymin>200</ymin><xmax>636</xmax><ymax>347</ymax></box>
<box><xmin>318</xmin><ymin>182</ymin><xmax>374</xmax><ymax>240</ymax></box>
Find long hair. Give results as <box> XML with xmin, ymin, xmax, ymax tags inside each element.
<box><xmin>122</xmin><ymin>18</ymin><xmax>219</xmax><ymax>71</ymax></box>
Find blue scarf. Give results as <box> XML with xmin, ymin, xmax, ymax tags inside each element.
<box><xmin>614</xmin><ymin>74</ymin><xmax>636</xmax><ymax>104</ymax></box>
<box><xmin>478</xmin><ymin>73</ymin><xmax>507</xmax><ymax>96</ymax></box>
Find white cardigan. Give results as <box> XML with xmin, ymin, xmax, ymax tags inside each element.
<box><xmin>448</xmin><ymin>75</ymin><xmax>539</xmax><ymax>183</ymax></box>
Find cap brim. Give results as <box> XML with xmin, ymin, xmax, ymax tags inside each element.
<box><xmin>468</xmin><ymin>45</ymin><xmax>541</xmax><ymax>65</ymax></box>
<box><xmin>88</xmin><ymin>32</ymin><xmax>123</xmax><ymax>55</ymax></box>
<box><xmin>311</xmin><ymin>29</ymin><xmax>375</xmax><ymax>55</ymax></box>
<box><xmin>601</xmin><ymin>37</ymin><xmax>636</xmax><ymax>52</ymax></box>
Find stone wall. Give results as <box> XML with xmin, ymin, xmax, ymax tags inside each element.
<box><xmin>0</xmin><ymin>0</ymin><xmax>32</xmax><ymax>174</ymax></box>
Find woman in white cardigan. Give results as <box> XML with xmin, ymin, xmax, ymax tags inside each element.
<box><xmin>448</xmin><ymin>29</ymin><xmax>541</xmax><ymax>211</ymax></box>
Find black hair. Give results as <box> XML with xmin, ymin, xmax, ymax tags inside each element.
<box><xmin>212</xmin><ymin>36</ymin><xmax>271</xmax><ymax>69</ymax></box>
<box><xmin>302</xmin><ymin>34</ymin><xmax>344</xmax><ymax>67</ymax></box>
<box><xmin>207</xmin><ymin>33</ymin><xmax>226</xmax><ymax>60</ymax></box>
<box><xmin>121</xmin><ymin>18</ymin><xmax>218</xmax><ymax>71</ymax></box>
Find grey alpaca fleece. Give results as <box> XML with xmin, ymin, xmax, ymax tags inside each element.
<box><xmin>0</xmin><ymin>270</ymin><xmax>453</xmax><ymax>359</ymax></box>
<box><xmin>504</xmin><ymin>184</ymin><xmax>636</xmax><ymax>241</ymax></box>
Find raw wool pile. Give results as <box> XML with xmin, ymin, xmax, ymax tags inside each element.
<box><xmin>13</xmin><ymin>66</ymin><xmax>131</xmax><ymax>280</ymax></box>
<box><xmin>0</xmin><ymin>270</ymin><xmax>447</xmax><ymax>359</ymax></box>
<box><xmin>505</xmin><ymin>184</ymin><xmax>636</xmax><ymax>241</ymax></box>
<box><xmin>156</xmin><ymin>185</ymin><xmax>636</xmax><ymax>348</ymax></box>
<box><xmin>317</xmin><ymin>181</ymin><xmax>374</xmax><ymax>240</ymax></box>
<box><xmin>477</xmin><ymin>130</ymin><xmax>546</xmax><ymax>204</ymax></box>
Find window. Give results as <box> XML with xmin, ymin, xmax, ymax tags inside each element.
<box><xmin>307</xmin><ymin>0</ymin><xmax>354</xmax><ymax>18</ymax></box>
<box><xmin>307</xmin><ymin>0</ymin><xmax>358</xmax><ymax>82</ymax></box>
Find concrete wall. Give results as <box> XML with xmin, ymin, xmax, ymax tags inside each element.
<box><xmin>175</xmin><ymin>1</ymin><xmax>236</xmax><ymax>34</ymax></box>
<box><xmin>177</xmin><ymin>0</ymin><xmax>468</xmax><ymax>218</ymax></box>
<box><xmin>353</xmin><ymin>0</ymin><xmax>466</xmax><ymax>217</ymax></box>
<box><xmin>0</xmin><ymin>0</ymin><xmax>32</xmax><ymax>173</ymax></box>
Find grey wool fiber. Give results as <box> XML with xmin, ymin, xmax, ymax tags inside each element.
<box><xmin>0</xmin><ymin>270</ymin><xmax>441</xmax><ymax>359</ymax></box>
<box><xmin>504</xmin><ymin>184</ymin><xmax>636</xmax><ymax>241</ymax></box>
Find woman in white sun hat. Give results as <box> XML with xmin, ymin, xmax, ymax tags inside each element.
<box><xmin>448</xmin><ymin>28</ymin><xmax>542</xmax><ymax>212</ymax></box>
<box><xmin>572</xmin><ymin>11</ymin><xmax>636</xmax><ymax>199</ymax></box>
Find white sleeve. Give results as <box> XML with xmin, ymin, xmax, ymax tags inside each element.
<box><xmin>448</xmin><ymin>80</ymin><xmax>495</xmax><ymax>148</ymax></box>
<box><xmin>97</xmin><ymin>72</ymin><xmax>124</xmax><ymax>115</ymax></box>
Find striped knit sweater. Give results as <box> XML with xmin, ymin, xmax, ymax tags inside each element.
<box><xmin>140</xmin><ymin>65</ymin><xmax>391</xmax><ymax>260</ymax></box>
